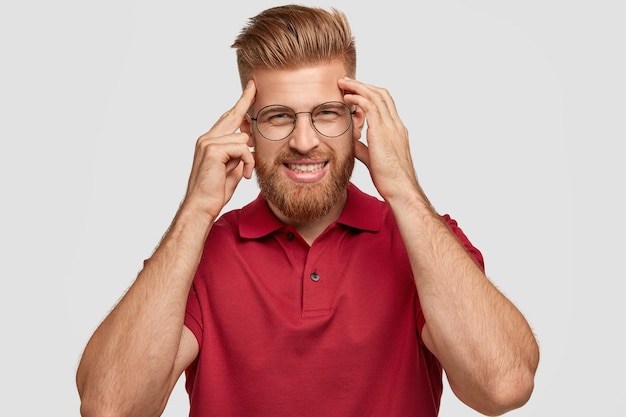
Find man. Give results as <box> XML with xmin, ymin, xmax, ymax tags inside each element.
<box><xmin>76</xmin><ymin>5</ymin><xmax>539</xmax><ymax>417</ymax></box>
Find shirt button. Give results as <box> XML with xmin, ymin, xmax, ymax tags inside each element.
<box><xmin>310</xmin><ymin>272</ymin><xmax>320</xmax><ymax>282</ymax></box>
<box><xmin>286</xmin><ymin>232</ymin><xmax>295</xmax><ymax>241</ymax></box>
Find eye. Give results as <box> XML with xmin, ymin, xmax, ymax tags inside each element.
<box><xmin>313</xmin><ymin>103</ymin><xmax>348</xmax><ymax>120</ymax></box>
<box><xmin>259</xmin><ymin>107</ymin><xmax>295</xmax><ymax>125</ymax></box>
<box><xmin>270</xmin><ymin>112</ymin><xmax>293</xmax><ymax>120</ymax></box>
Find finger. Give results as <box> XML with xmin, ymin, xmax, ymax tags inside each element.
<box><xmin>209</xmin><ymin>80</ymin><xmax>257</xmax><ymax>137</ymax></box>
<box><xmin>224</xmin><ymin>161</ymin><xmax>245</xmax><ymax>195</ymax></box>
<box><xmin>339</xmin><ymin>77</ymin><xmax>384</xmax><ymax>100</ymax></box>
<box><xmin>191</xmin><ymin>132</ymin><xmax>250</xmax><ymax>179</ymax></box>
<box><xmin>354</xmin><ymin>139</ymin><xmax>370</xmax><ymax>169</ymax></box>
<box><xmin>192</xmin><ymin>138</ymin><xmax>253</xmax><ymax>191</ymax></box>
<box><xmin>216</xmin><ymin>140</ymin><xmax>255</xmax><ymax>170</ymax></box>
<box><xmin>339</xmin><ymin>77</ymin><xmax>397</xmax><ymax>118</ymax></box>
<box><xmin>224</xmin><ymin>145</ymin><xmax>255</xmax><ymax>179</ymax></box>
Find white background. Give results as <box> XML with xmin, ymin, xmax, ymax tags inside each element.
<box><xmin>1</xmin><ymin>0</ymin><xmax>624</xmax><ymax>415</ymax></box>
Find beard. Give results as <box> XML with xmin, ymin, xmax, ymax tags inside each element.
<box><xmin>255</xmin><ymin>143</ymin><xmax>355</xmax><ymax>223</ymax></box>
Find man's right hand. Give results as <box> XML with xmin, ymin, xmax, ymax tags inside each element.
<box><xmin>182</xmin><ymin>80</ymin><xmax>257</xmax><ymax>221</ymax></box>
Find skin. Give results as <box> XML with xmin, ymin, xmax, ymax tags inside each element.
<box><xmin>242</xmin><ymin>63</ymin><xmax>364</xmax><ymax>242</ymax></box>
<box><xmin>338</xmin><ymin>75</ymin><xmax>539</xmax><ymax>415</ymax></box>
<box><xmin>76</xmin><ymin>61</ymin><xmax>539</xmax><ymax>417</ymax></box>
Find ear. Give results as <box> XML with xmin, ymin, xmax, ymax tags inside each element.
<box><xmin>351</xmin><ymin>106</ymin><xmax>365</xmax><ymax>141</ymax></box>
<box><xmin>240</xmin><ymin>116</ymin><xmax>255</xmax><ymax>147</ymax></box>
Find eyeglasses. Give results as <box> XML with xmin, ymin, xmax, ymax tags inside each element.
<box><xmin>250</xmin><ymin>101</ymin><xmax>355</xmax><ymax>141</ymax></box>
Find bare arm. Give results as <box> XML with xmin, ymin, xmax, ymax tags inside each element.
<box><xmin>389</xmin><ymin>192</ymin><xmax>538</xmax><ymax>416</ymax></box>
<box><xmin>339</xmin><ymin>77</ymin><xmax>539</xmax><ymax>416</ymax></box>
<box><xmin>76</xmin><ymin>81</ymin><xmax>257</xmax><ymax>417</ymax></box>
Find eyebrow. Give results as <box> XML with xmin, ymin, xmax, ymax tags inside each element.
<box><xmin>251</xmin><ymin>100</ymin><xmax>349</xmax><ymax>114</ymax></box>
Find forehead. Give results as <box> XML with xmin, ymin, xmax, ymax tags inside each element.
<box><xmin>252</xmin><ymin>61</ymin><xmax>347</xmax><ymax>110</ymax></box>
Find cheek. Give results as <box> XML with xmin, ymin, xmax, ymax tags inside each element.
<box><xmin>253</xmin><ymin>141</ymin><xmax>282</xmax><ymax>165</ymax></box>
<box><xmin>334</xmin><ymin>137</ymin><xmax>356</xmax><ymax>160</ymax></box>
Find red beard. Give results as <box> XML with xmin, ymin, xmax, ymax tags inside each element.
<box><xmin>255</xmin><ymin>144</ymin><xmax>355</xmax><ymax>223</ymax></box>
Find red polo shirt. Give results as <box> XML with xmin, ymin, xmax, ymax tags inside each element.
<box><xmin>184</xmin><ymin>183</ymin><xmax>484</xmax><ymax>416</ymax></box>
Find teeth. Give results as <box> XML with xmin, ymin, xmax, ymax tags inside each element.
<box><xmin>288</xmin><ymin>163</ymin><xmax>325</xmax><ymax>172</ymax></box>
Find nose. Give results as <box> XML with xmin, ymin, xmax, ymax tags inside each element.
<box><xmin>288</xmin><ymin>112</ymin><xmax>320</xmax><ymax>154</ymax></box>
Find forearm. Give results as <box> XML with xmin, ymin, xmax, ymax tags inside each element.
<box><xmin>76</xmin><ymin>206</ymin><xmax>212</xmax><ymax>417</ymax></box>
<box><xmin>339</xmin><ymin>75</ymin><xmax>538</xmax><ymax>413</ymax></box>
<box><xmin>388</xmin><ymin>187</ymin><xmax>539</xmax><ymax>414</ymax></box>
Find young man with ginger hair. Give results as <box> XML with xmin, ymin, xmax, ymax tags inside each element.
<box><xmin>77</xmin><ymin>5</ymin><xmax>539</xmax><ymax>416</ymax></box>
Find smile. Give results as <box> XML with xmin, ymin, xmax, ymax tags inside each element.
<box><xmin>286</xmin><ymin>162</ymin><xmax>328</xmax><ymax>172</ymax></box>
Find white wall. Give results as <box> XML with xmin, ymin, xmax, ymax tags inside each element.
<box><xmin>1</xmin><ymin>1</ymin><xmax>623</xmax><ymax>415</ymax></box>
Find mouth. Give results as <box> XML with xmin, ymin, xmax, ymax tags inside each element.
<box><xmin>281</xmin><ymin>160</ymin><xmax>329</xmax><ymax>183</ymax></box>
<box><xmin>285</xmin><ymin>161</ymin><xmax>328</xmax><ymax>172</ymax></box>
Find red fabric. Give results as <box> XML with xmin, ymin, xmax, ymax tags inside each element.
<box><xmin>184</xmin><ymin>183</ymin><xmax>483</xmax><ymax>416</ymax></box>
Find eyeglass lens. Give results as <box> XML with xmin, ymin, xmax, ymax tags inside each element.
<box><xmin>254</xmin><ymin>101</ymin><xmax>352</xmax><ymax>141</ymax></box>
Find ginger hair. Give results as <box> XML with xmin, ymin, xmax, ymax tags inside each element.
<box><xmin>232</xmin><ymin>4</ymin><xmax>356</xmax><ymax>88</ymax></box>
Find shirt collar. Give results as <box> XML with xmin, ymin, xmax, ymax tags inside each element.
<box><xmin>238</xmin><ymin>182</ymin><xmax>382</xmax><ymax>239</ymax></box>
<box><xmin>336</xmin><ymin>183</ymin><xmax>382</xmax><ymax>232</ymax></box>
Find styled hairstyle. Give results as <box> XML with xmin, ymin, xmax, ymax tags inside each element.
<box><xmin>231</xmin><ymin>5</ymin><xmax>356</xmax><ymax>88</ymax></box>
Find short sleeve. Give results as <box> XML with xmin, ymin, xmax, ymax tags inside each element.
<box><xmin>184</xmin><ymin>282</ymin><xmax>203</xmax><ymax>350</ymax></box>
<box><xmin>441</xmin><ymin>214</ymin><xmax>485</xmax><ymax>272</ymax></box>
<box><xmin>416</xmin><ymin>214</ymin><xmax>485</xmax><ymax>333</ymax></box>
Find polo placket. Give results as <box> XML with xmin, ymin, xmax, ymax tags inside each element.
<box><xmin>301</xmin><ymin>243</ymin><xmax>330</xmax><ymax>317</ymax></box>
<box><xmin>282</xmin><ymin>225</ymin><xmax>333</xmax><ymax>318</ymax></box>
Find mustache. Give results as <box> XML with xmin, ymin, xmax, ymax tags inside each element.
<box><xmin>269</xmin><ymin>149</ymin><xmax>335</xmax><ymax>165</ymax></box>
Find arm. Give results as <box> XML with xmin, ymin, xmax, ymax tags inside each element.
<box><xmin>339</xmin><ymin>77</ymin><xmax>539</xmax><ymax>416</ymax></box>
<box><xmin>76</xmin><ymin>81</ymin><xmax>257</xmax><ymax>417</ymax></box>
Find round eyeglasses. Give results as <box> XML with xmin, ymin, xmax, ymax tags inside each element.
<box><xmin>250</xmin><ymin>101</ymin><xmax>355</xmax><ymax>141</ymax></box>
